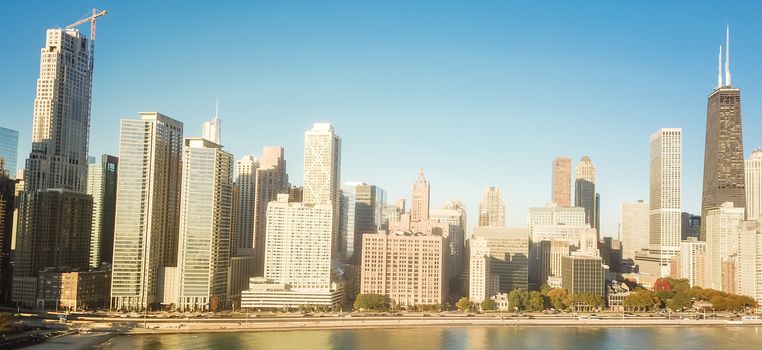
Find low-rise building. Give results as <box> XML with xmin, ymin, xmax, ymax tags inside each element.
<box><xmin>36</xmin><ymin>268</ymin><xmax>111</xmax><ymax>311</ymax></box>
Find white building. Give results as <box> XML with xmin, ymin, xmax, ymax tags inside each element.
<box><xmin>619</xmin><ymin>200</ymin><xmax>649</xmax><ymax>261</ymax></box>
<box><xmin>176</xmin><ymin>138</ymin><xmax>233</xmax><ymax>311</ymax></box>
<box><xmin>469</xmin><ymin>237</ymin><xmax>491</xmax><ymax>303</ymax></box>
<box><xmin>679</xmin><ymin>238</ymin><xmax>706</xmax><ymax>286</ymax></box>
<box><xmin>637</xmin><ymin>128</ymin><xmax>681</xmax><ymax>278</ymax></box>
<box><xmin>527</xmin><ymin>206</ymin><xmax>586</xmax><ymax>234</ymax></box>
<box><xmin>746</xmin><ymin>150</ymin><xmax>762</xmax><ymax>220</ymax></box>
<box><xmin>704</xmin><ymin>202</ymin><xmax>744</xmax><ymax>291</ymax></box>
<box><xmin>110</xmin><ymin>112</ymin><xmax>184</xmax><ymax>311</ymax></box>
<box><xmin>235</xmin><ymin>155</ymin><xmax>258</xmax><ymax>254</ymax></box>
<box><xmin>303</xmin><ymin>123</ymin><xmax>341</xmax><ymax>257</ymax></box>
<box><xmin>735</xmin><ymin>220</ymin><xmax>759</xmax><ymax>298</ymax></box>
<box><xmin>478</xmin><ymin>186</ymin><xmax>505</xmax><ymax>227</ymax></box>
<box><xmin>245</xmin><ymin>194</ymin><xmax>341</xmax><ymax>308</ymax></box>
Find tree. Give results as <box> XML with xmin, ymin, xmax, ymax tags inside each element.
<box><xmin>481</xmin><ymin>298</ymin><xmax>497</xmax><ymax>311</ymax></box>
<box><xmin>210</xmin><ymin>296</ymin><xmax>219</xmax><ymax>312</ymax></box>
<box><xmin>354</xmin><ymin>294</ymin><xmax>389</xmax><ymax>311</ymax></box>
<box><xmin>623</xmin><ymin>290</ymin><xmax>660</xmax><ymax>312</ymax></box>
<box><xmin>526</xmin><ymin>291</ymin><xmax>545</xmax><ymax>312</ymax></box>
<box><xmin>508</xmin><ymin>289</ymin><xmax>529</xmax><ymax>311</ymax></box>
<box><xmin>456</xmin><ymin>297</ymin><xmax>472</xmax><ymax>312</ymax></box>
<box><xmin>546</xmin><ymin>288</ymin><xmax>569</xmax><ymax>310</ymax></box>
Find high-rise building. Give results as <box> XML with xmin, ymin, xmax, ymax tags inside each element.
<box><xmin>574</xmin><ymin>156</ymin><xmax>597</xmax><ymax>231</ymax></box>
<box><xmin>701</xmin><ymin>29</ymin><xmax>746</xmax><ymax>240</ymax></box>
<box><xmin>201</xmin><ymin>105</ymin><xmax>221</xmax><ymax>145</ymax></box>
<box><xmin>430</xmin><ymin>201</ymin><xmax>468</xmax><ymax>289</ymax></box>
<box><xmin>745</xmin><ymin>149</ymin><xmax>762</xmax><ymax>221</ymax></box>
<box><xmin>681</xmin><ymin>212</ymin><xmax>701</xmax><ymax>240</ymax></box>
<box><xmin>360</xmin><ymin>231</ymin><xmax>447</xmax><ymax>307</ymax></box>
<box><xmin>619</xmin><ymin>200</ymin><xmax>649</xmax><ymax>261</ymax></box>
<box><xmin>110</xmin><ymin>112</ymin><xmax>183</xmax><ymax>311</ymax></box>
<box><xmin>532</xmin><ymin>240</ymin><xmax>570</xmax><ymax>288</ymax></box>
<box><xmin>252</xmin><ymin>146</ymin><xmax>288</xmax><ymax>275</ymax></box>
<box><xmin>235</xmin><ymin>155</ymin><xmax>258</xmax><ymax>254</ymax></box>
<box><xmin>258</xmin><ymin>194</ymin><xmax>341</xmax><ymax>305</ymax></box>
<box><xmin>13</xmin><ymin>28</ymin><xmax>96</xmax><ymax>306</ymax></box>
<box><xmin>551</xmin><ymin>157</ymin><xmax>572</xmax><ymax>207</ymax></box>
<box><xmin>637</xmin><ymin>128</ymin><xmax>682</xmax><ymax>278</ymax></box>
<box><xmin>561</xmin><ymin>255</ymin><xmax>604</xmax><ymax>298</ymax></box>
<box><xmin>339</xmin><ymin>183</ymin><xmax>385</xmax><ymax>262</ymax></box>
<box><xmin>469</xmin><ymin>237</ymin><xmax>492</xmax><ymax>303</ymax></box>
<box><xmin>303</xmin><ymin>123</ymin><xmax>341</xmax><ymax>257</ymax></box>
<box><xmin>0</xmin><ymin>161</ymin><xmax>16</xmax><ymax>304</ymax></box>
<box><xmin>704</xmin><ymin>202</ymin><xmax>744</xmax><ymax>291</ymax></box>
<box><xmin>411</xmin><ymin>169</ymin><xmax>430</xmax><ymax>222</ymax></box>
<box><xmin>0</xmin><ymin>127</ymin><xmax>18</xmax><ymax>178</ymax></box>
<box><xmin>472</xmin><ymin>227</ymin><xmax>528</xmax><ymax>293</ymax></box>
<box><xmin>679</xmin><ymin>238</ymin><xmax>706</xmax><ymax>287</ymax></box>
<box><xmin>86</xmin><ymin>155</ymin><xmax>118</xmax><ymax>268</ymax></box>
<box><xmin>478</xmin><ymin>186</ymin><xmax>505</xmax><ymax>227</ymax></box>
<box><xmin>176</xmin><ymin>138</ymin><xmax>233</xmax><ymax>311</ymax></box>
<box><xmin>527</xmin><ymin>206</ymin><xmax>586</xmax><ymax>233</ymax></box>
<box><xmin>735</xmin><ymin>220</ymin><xmax>759</xmax><ymax>298</ymax></box>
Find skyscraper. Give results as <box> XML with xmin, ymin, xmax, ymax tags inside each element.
<box><xmin>176</xmin><ymin>138</ymin><xmax>233</xmax><ymax>311</ymax></box>
<box><xmin>86</xmin><ymin>154</ymin><xmax>118</xmax><ymax>268</ymax></box>
<box><xmin>478</xmin><ymin>186</ymin><xmax>505</xmax><ymax>227</ymax></box>
<box><xmin>701</xmin><ymin>28</ymin><xmax>746</xmax><ymax>240</ymax></box>
<box><xmin>202</xmin><ymin>101</ymin><xmax>222</xmax><ymax>145</ymax></box>
<box><xmin>303</xmin><ymin>123</ymin><xmax>341</xmax><ymax>256</ymax></box>
<box><xmin>574</xmin><ymin>156</ymin><xmax>597</xmax><ymax>232</ymax></box>
<box><xmin>110</xmin><ymin>112</ymin><xmax>183</xmax><ymax>311</ymax></box>
<box><xmin>0</xmin><ymin>127</ymin><xmax>18</xmax><ymax>178</ymax></box>
<box><xmin>339</xmin><ymin>183</ymin><xmax>385</xmax><ymax>262</ymax></box>
<box><xmin>551</xmin><ymin>156</ymin><xmax>572</xmax><ymax>207</ymax></box>
<box><xmin>252</xmin><ymin>146</ymin><xmax>288</xmax><ymax>275</ymax></box>
<box><xmin>704</xmin><ymin>202</ymin><xmax>744</xmax><ymax>291</ymax></box>
<box><xmin>745</xmin><ymin>149</ymin><xmax>762</xmax><ymax>221</ymax></box>
<box><xmin>0</xmin><ymin>161</ymin><xmax>15</xmax><ymax>303</ymax></box>
<box><xmin>13</xmin><ymin>28</ymin><xmax>95</xmax><ymax>306</ymax></box>
<box><xmin>411</xmin><ymin>169</ymin><xmax>430</xmax><ymax>222</ymax></box>
<box><xmin>235</xmin><ymin>155</ymin><xmax>258</xmax><ymax>254</ymax></box>
<box><xmin>619</xmin><ymin>200</ymin><xmax>649</xmax><ymax>261</ymax></box>
<box><xmin>639</xmin><ymin>128</ymin><xmax>682</xmax><ymax>278</ymax></box>
<box><xmin>472</xmin><ymin>227</ymin><xmax>529</xmax><ymax>293</ymax></box>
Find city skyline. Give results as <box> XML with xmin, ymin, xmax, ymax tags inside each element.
<box><xmin>2</xmin><ymin>2</ymin><xmax>762</xmax><ymax>236</ymax></box>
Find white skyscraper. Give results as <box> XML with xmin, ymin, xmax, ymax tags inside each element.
<box><xmin>235</xmin><ymin>155</ymin><xmax>259</xmax><ymax>254</ymax></box>
<box><xmin>619</xmin><ymin>200</ymin><xmax>649</xmax><ymax>261</ymax></box>
<box><xmin>201</xmin><ymin>101</ymin><xmax>221</xmax><ymax>145</ymax></box>
<box><xmin>704</xmin><ymin>202</ymin><xmax>744</xmax><ymax>291</ymax></box>
<box><xmin>746</xmin><ymin>149</ymin><xmax>762</xmax><ymax>220</ymax></box>
<box><xmin>735</xmin><ymin>220</ymin><xmax>759</xmax><ymax>298</ymax></box>
<box><xmin>176</xmin><ymin>138</ymin><xmax>233</xmax><ymax>311</ymax></box>
<box><xmin>110</xmin><ymin>112</ymin><xmax>184</xmax><ymax>311</ymax></box>
<box><xmin>263</xmin><ymin>194</ymin><xmax>339</xmax><ymax>301</ymax></box>
<box><xmin>469</xmin><ymin>237</ymin><xmax>492</xmax><ymax>303</ymax></box>
<box><xmin>638</xmin><ymin>128</ymin><xmax>682</xmax><ymax>278</ymax></box>
<box><xmin>479</xmin><ymin>186</ymin><xmax>506</xmax><ymax>227</ymax></box>
<box><xmin>303</xmin><ymin>123</ymin><xmax>341</xmax><ymax>255</ymax></box>
<box><xmin>679</xmin><ymin>238</ymin><xmax>706</xmax><ymax>287</ymax></box>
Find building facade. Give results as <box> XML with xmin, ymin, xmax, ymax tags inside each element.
<box><xmin>303</xmin><ymin>124</ymin><xmax>341</xmax><ymax>257</ymax></box>
<box><xmin>472</xmin><ymin>227</ymin><xmax>529</xmax><ymax>293</ymax></box>
<box><xmin>0</xmin><ymin>127</ymin><xmax>18</xmax><ymax>178</ymax></box>
<box><xmin>704</xmin><ymin>202</ymin><xmax>744</xmax><ymax>291</ymax></box>
<box><xmin>110</xmin><ymin>112</ymin><xmax>183</xmax><ymax>311</ymax></box>
<box><xmin>551</xmin><ymin>156</ymin><xmax>572</xmax><ymax>207</ymax></box>
<box><xmin>561</xmin><ymin>256</ymin><xmax>604</xmax><ymax>297</ymax></box>
<box><xmin>746</xmin><ymin>149</ymin><xmax>762</xmax><ymax>221</ymax></box>
<box><xmin>86</xmin><ymin>154</ymin><xmax>118</xmax><ymax>268</ymax></box>
<box><xmin>235</xmin><ymin>155</ymin><xmax>258</xmax><ymax>255</ymax></box>
<box><xmin>679</xmin><ymin>238</ymin><xmax>706</xmax><ymax>287</ymax></box>
<box><xmin>176</xmin><ymin>138</ymin><xmax>233</xmax><ymax>311</ymax></box>
<box><xmin>252</xmin><ymin>146</ymin><xmax>288</xmax><ymax>275</ymax></box>
<box><xmin>360</xmin><ymin>232</ymin><xmax>447</xmax><ymax>307</ymax></box>
<box><xmin>478</xmin><ymin>186</ymin><xmax>505</xmax><ymax>227</ymax></box>
<box><xmin>574</xmin><ymin>156</ymin><xmax>597</xmax><ymax>232</ymax></box>
<box><xmin>701</xmin><ymin>33</ymin><xmax>746</xmax><ymax>240</ymax></box>
<box><xmin>619</xmin><ymin>200</ymin><xmax>649</xmax><ymax>261</ymax></box>
<box><xmin>411</xmin><ymin>169</ymin><xmax>430</xmax><ymax>223</ymax></box>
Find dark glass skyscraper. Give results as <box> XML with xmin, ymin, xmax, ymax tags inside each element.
<box><xmin>700</xmin><ymin>29</ymin><xmax>746</xmax><ymax>240</ymax></box>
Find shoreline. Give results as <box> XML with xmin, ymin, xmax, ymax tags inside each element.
<box><xmin>122</xmin><ymin>318</ymin><xmax>762</xmax><ymax>335</ymax></box>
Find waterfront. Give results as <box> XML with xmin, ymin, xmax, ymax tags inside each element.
<box><xmin>97</xmin><ymin>326</ymin><xmax>762</xmax><ymax>350</ymax></box>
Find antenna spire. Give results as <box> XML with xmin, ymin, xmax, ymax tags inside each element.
<box><xmin>725</xmin><ymin>24</ymin><xmax>731</xmax><ymax>86</ymax></box>
<box><xmin>718</xmin><ymin>45</ymin><xmax>723</xmax><ymax>88</ymax></box>
<box><xmin>215</xmin><ymin>97</ymin><xmax>219</xmax><ymax>119</ymax></box>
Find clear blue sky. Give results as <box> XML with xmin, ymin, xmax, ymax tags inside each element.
<box><xmin>1</xmin><ymin>1</ymin><xmax>761</xmax><ymax>236</ymax></box>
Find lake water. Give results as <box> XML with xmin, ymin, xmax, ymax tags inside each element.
<box><xmin>97</xmin><ymin>326</ymin><xmax>762</xmax><ymax>350</ymax></box>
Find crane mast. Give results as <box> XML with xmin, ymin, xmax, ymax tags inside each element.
<box><xmin>66</xmin><ymin>9</ymin><xmax>108</xmax><ymax>88</ymax></box>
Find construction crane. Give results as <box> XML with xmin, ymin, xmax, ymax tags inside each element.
<box><xmin>66</xmin><ymin>8</ymin><xmax>108</xmax><ymax>77</ymax></box>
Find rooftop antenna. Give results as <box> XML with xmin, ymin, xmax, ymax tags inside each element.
<box><xmin>717</xmin><ymin>45</ymin><xmax>723</xmax><ymax>88</ymax></box>
<box><xmin>725</xmin><ymin>24</ymin><xmax>731</xmax><ymax>86</ymax></box>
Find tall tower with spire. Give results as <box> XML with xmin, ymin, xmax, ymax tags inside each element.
<box><xmin>411</xmin><ymin>169</ymin><xmax>430</xmax><ymax>222</ymax></box>
<box><xmin>700</xmin><ymin>26</ymin><xmax>746</xmax><ymax>240</ymax></box>
<box><xmin>202</xmin><ymin>98</ymin><xmax>222</xmax><ymax>145</ymax></box>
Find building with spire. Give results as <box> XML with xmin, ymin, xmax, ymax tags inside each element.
<box><xmin>202</xmin><ymin>99</ymin><xmax>222</xmax><ymax>145</ymax></box>
<box><xmin>552</xmin><ymin>157</ymin><xmax>572</xmax><ymax>208</ymax></box>
<box><xmin>701</xmin><ymin>27</ymin><xmax>746</xmax><ymax>240</ymax></box>
<box><xmin>411</xmin><ymin>169</ymin><xmax>430</xmax><ymax>222</ymax></box>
